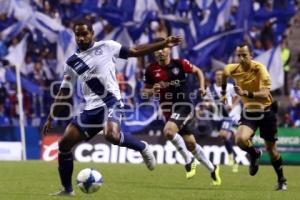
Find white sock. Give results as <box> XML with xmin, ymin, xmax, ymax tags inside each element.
<box><xmin>193</xmin><ymin>144</ymin><xmax>215</xmax><ymax>172</ymax></box>
<box><xmin>171</xmin><ymin>133</ymin><xmax>192</xmax><ymax>164</ymax></box>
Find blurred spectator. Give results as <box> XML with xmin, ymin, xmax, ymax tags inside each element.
<box><xmin>279</xmin><ymin>112</ymin><xmax>294</xmax><ymax>127</ymax></box>
<box><xmin>8</xmin><ymin>87</ymin><xmax>31</xmax><ymax>126</ymax></box>
<box><xmin>0</xmin><ymin>82</ymin><xmax>7</xmax><ymax>105</ymax></box>
<box><xmin>253</xmin><ymin>39</ymin><xmax>264</xmax><ymax>57</ymax></box>
<box><xmin>226</xmin><ymin>5</ymin><xmax>237</xmax><ymax>30</ymax></box>
<box><xmin>22</xmin><ymin>55</ymin><xmax>34</xmax><ymax>76</ymax></box>
<box><xmin>0</xmin><ymin>13</ymin><xmax>17</xmax><ymax>31</ymax></box>
<box><xmin>0</xmin><ymin>60</ymin><xmax>7</xmax><ymax>83</ymax></box>
<box><xmin>28</xmin><ymin>61</ymin><xmax>48</xmax><ymax>117</ymax></box>
<box><xmin>0</xmin><ymin>0</ymin><xmax>296</xmax><ymax>129</ymax></box>
<box><xmin>260</xmin><ymin>20</ymin><xmax>274</xmax><ymax>49</ymax></box>
<box><xmin>0</xmin><ymin>103</ymin><xmax>9</xmax><ymax>126</ymax></box>
<box><xmin>289</xmin><ymin>80</ymin><xmax>300</xmax><ymax>127</ymax></box>
<box><xmin>281</xmin><ymin>40</ymin><xmax>291</xmax><ymax>95</ymax></box>
<box><xmin>0</xmin><ymin>33</ymin><xmax>8</xmax><ymax>58</ymax></box>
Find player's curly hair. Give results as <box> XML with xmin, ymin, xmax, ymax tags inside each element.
<box><xmin>73</xmin><ymin>19</ymin><xmax>93</xmax><ymax>32</ymax></box>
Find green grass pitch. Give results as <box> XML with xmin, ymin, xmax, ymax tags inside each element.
<box><xmin>0</xmin><ymin>161</ymin><xmax>299</xmax><ymax>200</ymax></box>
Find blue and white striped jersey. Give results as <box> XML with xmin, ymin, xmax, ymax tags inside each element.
<box><xmin>61</xmin><ymin>40</ymin><xmax>128</xmax><ymax>110</ymax></box>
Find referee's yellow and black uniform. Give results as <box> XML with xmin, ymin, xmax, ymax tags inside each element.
<box><xmin>224</xmin><ymin>60</ymin><xmax>286</xmax><ymax>188</ymax></box>
<box><xmin>224</xmin><ymin>61</ymin><xmax>277</xmax><ymax>141</ymax></box>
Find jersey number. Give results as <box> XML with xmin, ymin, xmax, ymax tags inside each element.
<box><xmin>171</xmin><ymin>113</ymin><xmax>180</xmax><ymax>120</ymax></box>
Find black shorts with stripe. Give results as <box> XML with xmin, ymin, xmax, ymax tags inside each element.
<box><xmin>239</xmin><ymin>109</ymin><xmax>278</xmax><ymax>142</ymax></box>
<box><xmin>168</xmin><ymin>104</ymin><xmax>195</xmax><ymax>135</ymax></box>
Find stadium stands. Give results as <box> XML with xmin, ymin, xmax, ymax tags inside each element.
<box><xmin>0</xmin><ymin>0</ymin><xmax>298</xmax><ymax>127</ymax></box>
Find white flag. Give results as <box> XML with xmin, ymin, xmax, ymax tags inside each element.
<box><xmin>5</xmin><ymin>34</ymin><xmax>28</xmax><ymax>72</ymax></box>
<box><xmin>254</xmin><ymin>46</ymin><xmax>283</xmax><ymax>91</ymax></box>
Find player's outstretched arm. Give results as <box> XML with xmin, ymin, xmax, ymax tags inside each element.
<box><xmin>234</xmin><ymin>87</ymin><xmax>270</xmax><ymax>99</ymax></box>
<box><xmin>141</xmin><ymin>83</ymin><xmax>160</xmax><ymax>99</ymax></box>
<box><xmin>42</xmin><ymin>88</ymin><xmax>70</xmax><ymax>135</ymax></box>
<box><xmin>128</xmin><ymin>36</ymin><xmax>183</xmax><ymax>57</ymax></box>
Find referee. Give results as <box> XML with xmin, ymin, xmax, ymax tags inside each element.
<box><xmin>221</xmin><ymin>43</ymin><xmax>287</xmax><ymax>191</ymax></box>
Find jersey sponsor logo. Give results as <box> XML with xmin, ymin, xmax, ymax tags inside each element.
<box><xmin>155</xmin><ymin>73</ymin><xmax>160</xmax><ymax>77</ymax></box>
<box><xmin>94</xmin><ymin>47</ymin><xmax>103</xmax><ymax>55</ymax></box>
<box><xmin>41</xmin><ymin>135</ymin><xmax>60</xmax><ymax>161</ymax></box>
<box><xmin>74</xmin><ymin>140</ymin><xmax>249</xmax><ymax>165</ymax></box>
<box><xmin>172</xmin><ymin>67</ymin><xmax>180</xmax><ymax>75</ymax></box>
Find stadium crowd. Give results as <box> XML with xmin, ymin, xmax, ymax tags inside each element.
<box><xmin>0</xmin><ymin>0</ymin><xmax>299</xmax><ymax>128</ymax></box>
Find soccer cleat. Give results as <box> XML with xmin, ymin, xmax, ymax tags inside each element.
<box><xmin>141</xmin><ymin>141</ymin><xmax>156</xmax><ymax>171</ymax></box>
<box><xmin>185</xmin><ymin>158</ymin><xmax>196</xmax><ymax>179</ymax></box>
<box><xmin>275</xmin><ymin>178</ymin><xmax>287</xmax><ymax>191</ymax></box>
<box><xmin>232</xmin><ymin>163</ymin><xmax>239</xmax><ymax>173</ymax></box>
<box><xmin>249</xmin><ymin>149</ymin><xmax>262</xmax><ymax>176</ymax></box>
<box><xmin>228</xmin><ymin>154</ymin><xmax>234</xmax><ymax>166</ymax></box>
<box><xmin>211</xmin><ymin>165</ymin><xmax>222</xmax><ymax>186</ymax></box>
<box><xmin>49</xmin><ymin>190</ymin><xmax>75</xmax><ymax>196</ymax></box>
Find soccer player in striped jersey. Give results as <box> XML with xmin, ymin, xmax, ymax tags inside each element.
<box><xmin>42</xmin><ymin>19</ymin><xmax>183</xmax><ymax>196</ymax></box>
<box><xmin>204</xmin><ymin>69</ymin><xmax>241</xmax><ymax>172</ymax></box>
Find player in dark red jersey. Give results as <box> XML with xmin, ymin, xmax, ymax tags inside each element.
<box><xmin>142</xmin><ymin>37</ymin><xmax>221</xmax><ymax>185</ymax></box>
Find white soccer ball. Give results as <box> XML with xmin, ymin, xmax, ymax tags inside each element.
<box><xmin>76</xmin><ymin>168</ymin><xmax>103</xmax><ymax>193</ymax></box>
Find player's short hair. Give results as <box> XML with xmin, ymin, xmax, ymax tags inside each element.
<box><xmin>236</xmin><ymin>43</ymin><xmax>253</xmax><ymax>54</ymax></box>
<box><xmin>73</xmin><ymin>19</ymin><xmax>93</xmax><ymax>32</ymax></box>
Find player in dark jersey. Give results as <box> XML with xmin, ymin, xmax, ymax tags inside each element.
<box><xmin>142</xmin><ymin>37</ymin><xmax>221</xmax><ymax>185</ymax></box>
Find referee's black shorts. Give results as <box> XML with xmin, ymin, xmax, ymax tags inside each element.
<box><xmin>239</xmin><ymin>109</ymin><xmax>278</xmax><ymax>142</ymax></box>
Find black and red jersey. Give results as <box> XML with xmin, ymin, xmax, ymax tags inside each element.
<box><xmin>144</xmin><ymin>59</ymin><xmax>194</xmax><ymax>104</ymax></box>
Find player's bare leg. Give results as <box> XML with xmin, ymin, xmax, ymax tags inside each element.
<box><xmin>183</xmin><ymin>134</ymin><xmax>221</xmax><ymax>185</ymax></box>
<box><xmin>265</xmin><ymin>141</ymin><xmax>287</xmax><ymax>191</ymax></box>
<box><xmin>235</xmin><ymin>125</ymin><xmax>261</xmax><ymax>176</ymax></box>
<box><xmin>164</xmin><ymin>121</ymin><xmax>195</xmax><ymax>178</ymax></box>
<box><xmin>50</xmin><ymin>123</ymin><xmax>86</xmax><ymax>196</ymax></box>
<box><xmin>104</xmin><ymin>121</ymin><xmax>156</xmax><ymax>170</ymax></box>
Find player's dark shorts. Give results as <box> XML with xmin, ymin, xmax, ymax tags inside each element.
<box><xmin>168</xmin><ymin>104</ymin><xmax>195</xmax><ymax>135</ymax></box>
<box><xmin>71</xmin><ymin>105</ymin><xmax>122</xmax><ymax>139</ymax></box>
<box><xmin>239</xmin><ymin>109</ymin><xmax>277</xmax><ymax>142</ymax></box>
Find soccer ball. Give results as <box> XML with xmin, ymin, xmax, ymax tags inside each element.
<box><xmin>76</xmin><ymin>168</ymin><xmax>103</xmax><ymax>193</ymax></box>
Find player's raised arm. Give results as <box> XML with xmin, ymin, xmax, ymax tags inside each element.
<box><xmin>141</xmin><ymin>83</ymin><xmax>161</xmax><ymax>98</ymax></box>
<box><xmin>127</xmin><ymin>36</ymin><xmax>183</xmax><ymax>57</ymax></box>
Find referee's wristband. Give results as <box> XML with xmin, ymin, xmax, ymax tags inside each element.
<box><xmin>247</xmin><ymin>91</ymin><xmax>254</xmax><ymax>98</ymax></box>
<box><xmin>221</xmin><ymin>90</ymin><xmax>226</xmax><ymax>96</ymax></box>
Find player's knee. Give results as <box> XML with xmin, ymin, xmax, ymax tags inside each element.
<box><xmin>265</xmin><ymin>145</ymin><xmax>278</xmax><ymax>157</ymax></box>
<box><xmin>235</xmin><ymin>135</ymin><xmax>247</xmax><ymax>147</ymax></box>
<box><xmin>185</xmin><ymin>141</ymin><xmax>196</xmax><ymax>152</ymax></box>
<box><xmin>58</xmin><ymin>139</ymin><xmax>72</xmax><ymax>153</ymax></box>
<box><xmin>163</xmin><ymin>127</ymin><xmax>176</xmax><ymax>140</ymax></box>
<box><xmin>104</xmin><ymin>130</ymin><xmax>120</xmax><ymax>145</ymax></box>
<box><xmin>219</xmin><ymin>131</ymin><xmax>228</xmax><ymax>139</ymax></box>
